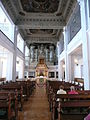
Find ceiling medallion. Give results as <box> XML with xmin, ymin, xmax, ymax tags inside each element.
<box><xmin>20</xmin><ymin>0</ymin><xmax>59</xmax><ymax>13</ymax></box>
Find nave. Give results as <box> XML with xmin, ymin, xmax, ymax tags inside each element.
<box><xmin>0</xmin><ymin>0</ymin><xmax>90</xmax><ymax>120</ymax></box>
<box><xmin>18</xmin><ymin>83</ymin><xmax>51</xmax><ymax>120</ymax></box>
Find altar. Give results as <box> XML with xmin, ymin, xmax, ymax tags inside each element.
<box><xmin>35</xmin><ymin>58</ymin><xmax>48</xmax><ymax>77</ymax></box>
<box><xmin>35</xmin><ymin>57</ymin><xmax>48</xmax><ymax>85</ymax></box>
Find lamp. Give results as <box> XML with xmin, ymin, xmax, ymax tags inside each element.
<box><xmin>62</xmin><ymin>64</ymin><xmax>65</xmax><ymax>68</ymax></box>
<box><xmin>74</xmin><ymin>59</ymin><xmax>78</xmax><ymax>66</ymax></box>
<box><xmin>16</xmin><ymin>61</ymin><xmax>19</xmax><ymax>64</ymax></box>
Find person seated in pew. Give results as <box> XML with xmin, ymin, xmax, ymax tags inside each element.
<box><xmin>57</xmin><ymin>85</ymin><xmax>67</xmax><ymax>94</ymax></box>
<box><xmin>55</xmin><ymin>85</ymin><xmax>67</xmax><ymax>119</ymax></box>
<box><xmin>57</xmin><ymin>85</ymin><xmax>67</xmax><ymax>102</ymax></box>
<box><xmin>68</xmin><ymin>86</ymin><xmax>78</xmax><ymax>94</ymax></box>
<box><xmin>84</xmin><ymin>114</ymin><xmax>90</xmax><ymax>120</ymax></box>
<box><xmin>56</xmin><ymin>85</ymin><xmax>67</xmax><ymax>102</ymax></box>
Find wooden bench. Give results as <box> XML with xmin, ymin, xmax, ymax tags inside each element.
<box><xmin>0</xmin><ymin>83</ymin><xmax>23</xmax><ymax>111</ymax></box>
<box><xmin>74</xmin><ymin>78</ymin><xmax>84</xmax><ymax>89</ymax></box>
<box><xmin>16</xmin><ymin>80</ymin><xmax>36</xmax><ymax>99</ymax></box>
<box><xmin>46</xmin><ymin>80</ymin><xmax>83</xmax><ymax>111</ymax></box>
<box><xmin>0</xmin><ymin>91</ymin><xmax>18</xmax><ymax>120</ymax></box>
<box><xmin>0</xmin><ymin>80</ymin><xmax>36</xmax><ymax>110</ymax></box>
<box><xmin>52</xmin><ymin>94</ymin><xmax>90</xmax><ymax>120</ymax></box>
<box><xmin>58</xmin><ymin>100</ymin><xmax>90</xmax><ymax>120</ymax></box>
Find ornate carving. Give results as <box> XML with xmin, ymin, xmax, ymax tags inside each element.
<box><xmin>69</xmin><ymin>4</ymin><xmax>81</xmax><ymax>41</ymax></box>
<box><xmin>20</xmin><ymin>0</ymin><xmax>59</xmax><ymax>13</ymax></box>
<box><xmin>16</xmin><ymin>17</ymin><xmax>65</xmax><ymax>29</ymax></box>
<box><xmin>29</xmin><ymin>43</ymin><xmax>56</xmax><ymax>64</ymax></box>
<box><xmin>26</xmin><ymin>37</ymin><xmax>58</xmax><ymax>44</ymax></box>
<box><xmin>1</xmin><ymin>0</ymin><xmax>77</xmax><ymax>45</ymax></box>
<box><xmin>27</xmin><ymin>29</ymin><xmax>53</xmax><ymax>35</ymax></box>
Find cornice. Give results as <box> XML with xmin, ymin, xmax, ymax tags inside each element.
<box><xmin>26</xmin><ymin>37</ymin><xmax>58</xmax><ymax>44</ymax></box>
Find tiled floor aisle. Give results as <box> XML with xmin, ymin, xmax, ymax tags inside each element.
<box><xmin>18</xmin><ymin>84</ymin><xmax>51</xmax><ymax>120</ymax></box>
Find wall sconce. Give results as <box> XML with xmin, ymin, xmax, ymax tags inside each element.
<box><xmin>62</xmin><ymin>64</ymin><xmax>65</xmax><ymax>68</ymax></box>
<box><xmin>16</xmin><ymin>61</ymin><xmax>19</xmax><ymax>64</ymax></box>
<box><xmin>74</xmin><ymin>59</ymin><xmax>78</xmax><ymax>66</ymax></box>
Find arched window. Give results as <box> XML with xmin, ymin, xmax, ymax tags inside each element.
<box><xmin>0</xmin><ymin>5</ymin><xmax>14</xmax><ymax>42</ymax></box>
<box><xmin>17</xmin><ymin>33</ymin><xmax>24</xmax><ymax>53</ymax></box>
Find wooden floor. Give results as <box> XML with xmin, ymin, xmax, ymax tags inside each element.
<box><xmin>18</xmin><ymin>84</ymin><xmax>51</xmax><ymax>120</ymax></box>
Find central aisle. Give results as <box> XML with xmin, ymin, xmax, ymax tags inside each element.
<box><xmin>19</xmin><ymin>84</ymin><xmax>51</xmax><ymax>120</ymax></box>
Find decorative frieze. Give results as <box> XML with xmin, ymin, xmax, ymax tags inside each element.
<box><xmin>26</xmin><ymin>37</ymin><xmax>58</xmax><ymax>44</ymax></box>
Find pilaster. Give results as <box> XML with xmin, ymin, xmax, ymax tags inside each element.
<box><xmin>78</xmin><ymin>0</ymin><xmax>90</xmax><ymax>89</ymax></box>
<box><xmin>63</xmin><ymin>27</ymin><xmax>69</xmax><ymax>82</ymax></box>
<box><xmin>12</xmin><ymin>26</ymin><xmax>18</xmax><ymax>81</ymax></box>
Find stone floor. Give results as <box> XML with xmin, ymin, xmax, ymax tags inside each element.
<box><xmin>18</xmin><ymin>84</ymin><xmax>51</xmax><ymax>120</ymax></box>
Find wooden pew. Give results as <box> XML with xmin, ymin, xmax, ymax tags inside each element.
<box><xmin>52</xmin><ymin>94</ymin><xmax>90</xmax><ymax>120</ymax></box>
<box><xmin>76</xmin><ymin>90</ymin><xmax>90</xmax><ymax>95</ymax></box>
<box><xmin>58</xmin><ymin>100</ymin><xmax>90</xmax><ymax>120</ymax></box>
<box><xmin>0</xmin><ymin>83</ymin><xmax>23</xmax><ymax>111</ymax></box>
<box><xmin>74</xmin><ymin>78</ymin><xmax>84</xmax><ymax>90</ymax></box>
<box><xmin>0</xmin><ymin>80</ymin><xmax>36</xmax><ymax>110</ymax></box>
<box><xmin>74</xmin><ymin>78</ymin><xmax>84</xmax><ymax>84</ymax></box>
<box><xmin>16</xmin><ymin>81</ymin><xmax>30</xmax><ymax>100</ymax></box>
<box><xmin>16</xmin><ymin>80</ymin><xmax>36</xmax><ymax>99</ymax></box>
<box><xmin>0</xmin><ymin>91</ymin><xmax>18</xmax><ymax>120</ymax></box>
<box><xmin>46</xmin><ymin>80</ymin><xmax>83</xmax><ymax>111</ymax></box>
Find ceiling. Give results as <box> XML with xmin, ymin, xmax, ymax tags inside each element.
<box><xmin>1</xmin><ymin>0</ymin><xmax>77</xmax><ymax>46</ymax></box>
<box><xmin>71</xmin><ymin>45</ymin><xmax>83</xmax><ymax>57</ymax></box>
<box><xmin>20</xmin><ymin>0</ymin><xmax>59</xmax><ymax>13</ymax></box>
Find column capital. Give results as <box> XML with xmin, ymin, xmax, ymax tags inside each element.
<box><xmin>63</xmin><ymin>26</ymin><xmax>67</xmax><ymax>33</ymax></box>
<box><xmin>15</xmin><ymin>25</ymin><xmax>19</xmax><ymax>32</ymax></box>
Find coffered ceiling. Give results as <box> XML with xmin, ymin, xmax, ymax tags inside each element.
<box><xmin>20</xmin><ymin>0</ymin><xmax>59</xmax><ymax>13</ymax></box>
<box><xmin>1</xmin><ymin>0</ymin><xmax>77</xmax><ymax>45</ymax></box>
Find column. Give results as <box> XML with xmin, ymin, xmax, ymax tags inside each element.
<box><xmin>78</xmin><ymin>0</ymin><xmax>90</xmax><ymax>89</ymax></box>
<box><xmin>63</xmin><ymin>27</ymin><xmax>69</xmax><ymax>82</ymax></box>
<box><xmin>12</xmin><ymin>26</ymin><xmax>18</xmax><ymax>81</ymax></box>
<box><xmin>23</xmin><ymin>42</ymin><xmax>26</xmax><ymax>78</ymax></box>
<box><xmin>58</xmin><ymin>60</ymin><xmax>61</xmax><ymax>80</ymax></box>
<box><xmin>57</xmin><ymin>42</ymin><xmax>61</xmax><ymax>80</ymax></box>
<box><xmin>35</xmin><ymin>49</ymin><xmax>38</xmax><ymax>62</ymax></box>
<box><xmin>54</xmin><ymin>71</ymin><xmax>56</xmax><ymax>79</ymax></box>
<box><xmin>68</xmin><ymin>55</ymin><xmax>74</xmax><ymax>82</ymax></box>
<box><xmin>6</xmin><ymin>53</ymin><xmax>13</xmax><ymax>81</ymax></box>
<box><xmin>49</xmin><ymin>45</ymin><xmax>54</xmax><ymax>62</ymax></box>
<box><xmin>30</xmin><ymin>45</ymin><xmax>35</xmax><ymax>62</ymax></box>
<box><xmin>41</xmin><ymin>44</ymin><xmax>44</xmax><ymax>52</ymax></box>
<box><xmin>45</xmin><ymin>48</ymin><xmax>49</xmax><ymax>62</ymax></box>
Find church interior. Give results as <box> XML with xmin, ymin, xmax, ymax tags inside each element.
<box><xmin>0</xmin><ymin>0</ymin><xmax>90</xmax><ymax>120</ymax></box>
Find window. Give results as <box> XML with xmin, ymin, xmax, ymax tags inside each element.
<box><xmin>49</xmin><ymin>72</ymin><xmax>55</xmax><ymax>78</ymax></box>
<box><xmin>0</xmin><ymin>5</ymin><xmax>14</xmax><ymax>42</ymax></box>
<box><xmin>28</xmin><ymin>72</ymin><xmax>35</xmax><ymax>78</ymax></box>
<box><xmin>69</xmin><ymin>4</ymin><xmax>81</xmax><ymax>42</ymax></box>
<box><xmin>25</xmin><ymin>46</ymin><xmax>29</xmax><ymax>66</ymax></box>
<box><xmin>25</xmin><ymin>46</ymin><xmax>29</xmax><ymax>56</ymax></box>
<box><xmin>16</xmin><ymin>57</ymin><xmax>24</xmax><ymax>79</ymax></box>
<box><xmin>85</xmin><ymin>0</ymin><xmax>88</xmax><ymax>29</ymax></box>
<box><xmin>0</xmin><ymin>45</ymin><xmax>13</xmax><ymax>80</ymax></box>
<box><xmin>17</xmin><ymin>33</ymin><xmax>24</xmax><ymax>53</ymax></box>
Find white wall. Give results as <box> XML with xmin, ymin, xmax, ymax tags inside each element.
<box><xmin>0</xmin><ymin>31</ymin><xmax>25</xmax><ymax>81</ymax></box>
<box><xmin>16</xmin><ymin>57</ymin><xmax>24</xmax><ymax>79</ymax></box>
<box><xmin>0</xmin><ymin>44</ymin><xmax>13</xmax><ymax>80</ymax></box>
<box><xmin>74</xmin><ymin>58</ymin><xmax>83</xmax><ymax>78</ymax></box>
